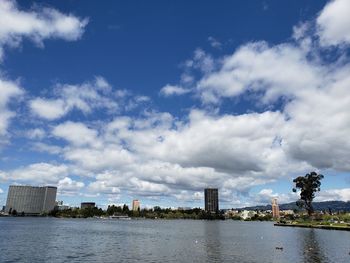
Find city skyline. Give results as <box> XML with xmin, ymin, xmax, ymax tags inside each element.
<box><xmin>1</xmin><ymin>0</ymin><xmax>350</xmax><ymax>209</ymax></box>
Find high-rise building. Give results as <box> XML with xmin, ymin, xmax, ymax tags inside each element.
<box><xmin>272</xmin><ymin>198</ymin><xmax>280</xmax><ymax>219</ymax></box>
<box><xmin>132</xmin><ymin>200</ymin><xmax>140</xmax><ymax>211</ymax></box>
<box><xmin>204</xmin><ymin>188</ymin><xmax>219</xmax><ymax>213</ymax></box>
<box><xmin>5</xmin><ymin>185</ymin><xmax>57</xmax><ymax>215</ymax></box>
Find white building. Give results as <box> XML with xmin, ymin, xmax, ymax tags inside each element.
<box><xmin>240</xmin><ymin>210</ymin><xmax>256</xmax><ymax>220</ymax></box>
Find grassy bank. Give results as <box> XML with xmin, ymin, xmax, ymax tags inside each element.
<box><xmin>274</xmin><ymin>222</ymin><xmax>350</xmax><ymax>231</ymax></box>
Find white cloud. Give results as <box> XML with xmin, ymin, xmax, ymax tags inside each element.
<box><xmin>0</xmin><ymin>0</ymin><xmax>88</xmax><ymax>60</ymax></box>
<box><xmin>317</xmin><ymin>0</ymin><xmax>350</xmax><ymax>46</ymax></box>
<box><xmin>52</xmin><ymin>121</ymin><xmax>99</xmax><ymax>147</ymax></box>
<box><xmin>31</xmin><ymin>142</ymin><xmax>62</xmax><ymax>155</ymax></box>
<box><xmin>184</xmin><ymin>48</ymin><xmax>215</xmax><ymax>75</ymax></box>
<box><xmin>44</xmin><ymin>110</ymin><xmax>305</xmax><ymax>202</ymax></box>
<box><xmin>29</xmin><ymin>98</ymin><xmax>66</xmax><ymax>120</ymax></box>
<box><xmin>26</xmin><ymin>128</ymin><xmax>46</xmax><ymax>140</ymax></box>
<box><xmin>88</xmin><ymin>180</ymin><xmax>120</xmax><ymax>194</ymax></box>
<box><xmin>3</xmin><ymin>0</ymin><xmax>350</xmax><ymax>206</ymax></box>
<box><xmin>57</xmin><ymin>177</ymin><xmax>84</xmax><ymax>195</ymax></box>
<box><xmin>0</xmin><ymin>188</ymin><xmax>3</xmax><ymax>194</ymax></box>
<box><xmin>174</xmin><ymin>190</ymin><xmax>203</xmax><ymax>202</ymax></box>
<box><xmin>316</xmin><ymin>188</ymin><xmax>350</xmax><ymax>202</ymax></box>
<box><xmin>0</xmin><ymin>0</ymin><xmax>86</xmax><ymax>141</ymax></box>
<box><xmin>0</xmin><ymin>78</ymin><xmax>23</xmax><ymax>136</ymax></box>
<box><xmin>197</xmin><ymin>41</ymin><xmax>322</xmax><ymax>104</ymax></box>
<box><xmin>182</xmin><ymin>32</ymin><xmax>350</xmax><ymax>174</ymax></box>
<box><xmin>30</xmin><ymin>77</ymin><xmax>119</xmax><ymax>120</ymax></box>
<box><xmin>135</xmin><ymin>110</ymin><xmax>288</xmax><ymax>176</ymax></box>
<box><xmin>63</xmin><ymin>146</ymin><xmax>134</xmax><ymax>171</ymax></box>
<box><xmin>208</xmin><ymin>36</ymin><xmax>222</xmax><ymax>49</ymax></box>
<box><xmin>94</xmin><ymin>76</ymin><xmax>112</xmax><ymax>92</ymax></box>
<box><xmin>255</xmin><ymin>189</ymin><xmax>298</xmax><ymax>205</ymax></box>
<box><xmin>160</xmin><ymin>84</ymin><xmax>190</xmax><ymax>97</ymax></box>
<box><xmin>192</xmin><ymin>48</ymin><xmax>215</xmax><ymax>74</ymax></box>
<box><xmin>4</xmin><ymin>163</ymin><xmax>69</xmax><ymax>184</ymax></box>
<box><xmin>282</xmin><ymin>65</ymin><xmax>350</xmax><ymax>171</ymax></box>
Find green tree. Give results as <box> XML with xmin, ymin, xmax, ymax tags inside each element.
<box><xmin>122</xmin><ymin>204</ymin><xmax>129</xmax><ymax>213</ymax></box>
<box><xmin>292</xmin><ymin>171</ymin><xmax>324</xmax><ymax>216</ymax></box>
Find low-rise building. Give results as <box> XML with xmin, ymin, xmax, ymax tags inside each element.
<box><xmin>240</xmin><ymin>210</ymin><xmax>257</xmax><ymax>220</ymax></box>
<box><xmin>225</xmin><ymin>209</ymin><xmax>239</xmax><ymax>218</ymax></box>
<box><xmin>81</xmin><ymin>202</ymin><xmax>96</xmax><ymax>209</ymax></box>
<box><xmin>280</xmin><ymin>209</ymin><xmax>294</xmax><ymax>215</ymax></box>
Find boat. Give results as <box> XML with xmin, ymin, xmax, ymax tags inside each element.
<box><xmin>109</xmin><ymin>215</ymin><xmax>131</xmax><ymax>220</ymax></box>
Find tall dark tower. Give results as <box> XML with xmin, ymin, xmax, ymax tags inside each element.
<box><xmin>204</xmin><ymin>188</ymin><xmax>219</xmax><ymax>213</ymax></box>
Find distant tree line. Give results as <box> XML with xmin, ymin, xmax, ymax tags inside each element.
<box><xmin>49</xmin><ymin>205</ymin><xmax>226</xmax><ymax>220</ymax></box>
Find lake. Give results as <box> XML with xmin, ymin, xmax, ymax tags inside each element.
<box><xmin>0</xmin><ymin>218</ymin><xmax>349</xmax><ymax>262</ymax></box>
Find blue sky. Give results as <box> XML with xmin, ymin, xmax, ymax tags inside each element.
<box><xmin>1</xmin><ymin>0</ymin><xmax>350</xmax><ymax>209</ymax></box>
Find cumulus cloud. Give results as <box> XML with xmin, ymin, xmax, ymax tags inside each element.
<box><xmin>0</xmin><ymin>0</ymin><xmax>88</xmax><ymax>60</ymax></box>
<box><xmin>316</xmin><ymin>188</ymin><xmax>350</xmax><ymax>202</ymax></box>
<box><xmin>184</xmin><ymin>48</ymin><xmax>215</xmax><ymax>74</ymax></box>
<box><xmin>133</xmin><ymin>110</ymin><xmax>288</xmax><ymax>176</ymax></box>
<box><xmin>317</xmin><ymin>0</ymin><xmax>350</xmax><ymax>46</ymax></box>
<box><xmin>255</xmin><ymin>189</ymin><xmax>298</xmax><ymax>205</ymax></box>
<box><xmin>282</xmin><ymin>66</ymin><xmax>350</xmax><ymax>171</ymax></box>
<box><xmin>160</xmin><ymin>84</ymin><xmax>190</xmax><ymax>97</ymax></box>
<box><xmin>0</xmin><ymin>78</ymin><xmax>23</xmax><ymax>136</ymax></box>
<box><xmin>31</xmin><ymin>142</ymin><xmax>62</xmax><ymax>155</ymax></box>
<box><xmin>88</xmin><ymin>180</ymin><xmax>120</xmax><ymax>195</ymax></box>
<box><xmin>57</xmin><ymin>177</ymin><xmax>85</xmax><ymax>196</ymax></box>
<box><xmin>52</xmin><ymin>121</ymin><xmax>99</xmax><ymax>147</ymax></box>
<box><xmin>174</xmin><ymin>190</ymin><xmax>203</xmax><ymax>202</ymax></box>
<box><xmin>0</xmin><ymin>0</ymin><xmax>86</xmax><ymax>144</ymax></box>
<box><xmin>3</xmin><ymin>163</ymin><xmax>69</xmax><ymax>184</ymax></box>
<box><xmin>30</xmin><ymin>77</ymin><xmax>119</xmax><ymax>120</ymax></box>
<box><xmin>208</xmin><ymin>36</ymin><xmax>222</xmax><ymax>49</ymax></box>
<box><xmin>167</xmin><ymin>2</ymin><xmax>350</xmax><ymax>174</ymax></box>
<box><xmin>43</xmin><ymin>109</ymin><xmax>308</xmax><ymax>203</ymax></box>
<box><xmin>29</xmin><ymin>76</ymin><xmax>150</xmax><ymax>120</ymax></box>
<box><xmin>197</xmin><ymin>41</ymin><xmax>322</xmax><ymax>104</ymax></box>
<box><xmin>2</xmin><ymin>0</ymin><xmax>350</xmax><ymax>207</ymax></box>
<box><xmin>29</xmin><ymin>98</ymin><xmax>66</xmax><ymax>120</ymax></box>
<box><xmin>26</xmin><ymin>128</ymin><xmax>46</xmax><ymax>140</ymax></box>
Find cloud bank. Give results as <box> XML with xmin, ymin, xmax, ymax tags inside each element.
<box><xmin>1</xmin><ymin>0</ymin><xmax>350</xmax><ymax>207</ymax></box>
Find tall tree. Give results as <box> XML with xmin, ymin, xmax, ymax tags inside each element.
<box><xmin>292</xmin><ymin>171</ymin><xmax>324</xmax><ymax>216</ymax></box>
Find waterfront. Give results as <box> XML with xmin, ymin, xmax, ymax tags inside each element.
<box><xmin>1</xmin><ymin>218</ymin><xmax>349</xmax><ymax>263</ymax></box>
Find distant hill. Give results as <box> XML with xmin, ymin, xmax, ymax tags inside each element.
<box><xmin>236</xmin><ymin>201</ymin><xmax>350</xmax><ymax>212</ymax></box>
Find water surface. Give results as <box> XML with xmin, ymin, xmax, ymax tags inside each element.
<box><xmin>0</xmin><ymin>218</ymin><xmax>349</xmax><ymax>263</ymax></box>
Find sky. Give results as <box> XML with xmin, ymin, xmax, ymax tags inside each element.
<box><xmin>0</xmin><ymin>0</ymin><xmax>350</xmax><ymax>209</ymax></box>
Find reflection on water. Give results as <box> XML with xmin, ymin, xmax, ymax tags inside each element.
<box><xmin>0</xmin><ymin>218</ymin><xmax>349</xmax><ymax>263</ymax></box>
<box><xmin>301</xmin><ymin>229</ymin><xmax>327</xmax><ymax>263</ymax></box>
<box><xmin>203</xmin><ymin>221</ymin><xmax>222</xmax><ymax>263</ymax></box>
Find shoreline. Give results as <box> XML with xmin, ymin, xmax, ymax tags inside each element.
<box><xmin>274</xmin><ymin>223</ymin><xmax>350</xmax><ymax>231</ymax></box>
